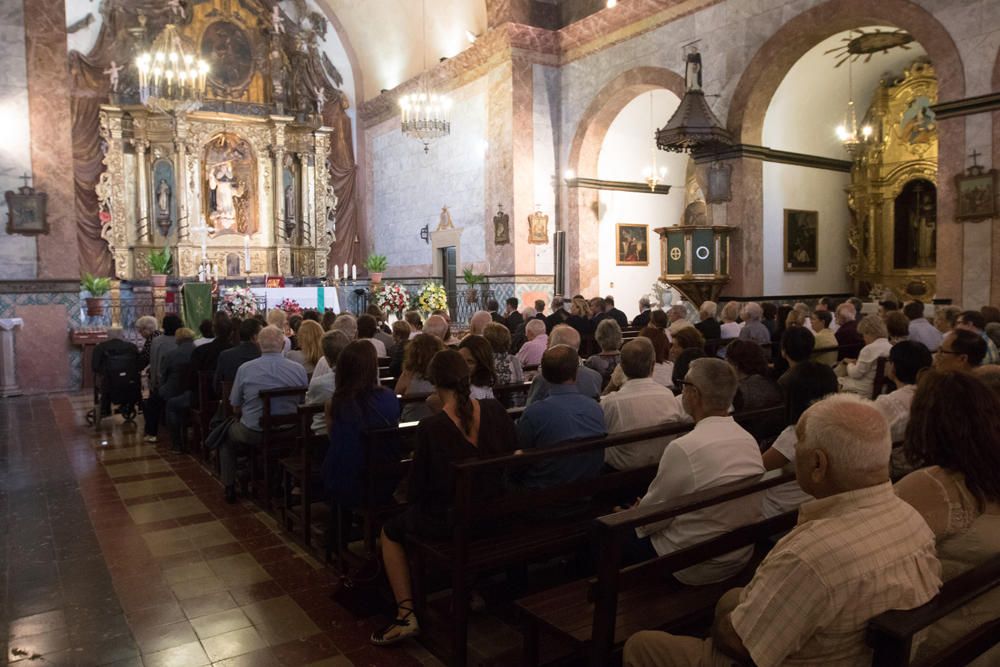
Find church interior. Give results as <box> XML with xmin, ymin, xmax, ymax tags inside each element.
<box><xmin>1</xmin><ymin>0</ymin><xmax>999</xmax><ymax>665</ymax></box>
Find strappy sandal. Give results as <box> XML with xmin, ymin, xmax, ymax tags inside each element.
<box><xmin>370</xmin><ymin>600</ymin><xmax>420</xmax><ymax>646</ymax></box>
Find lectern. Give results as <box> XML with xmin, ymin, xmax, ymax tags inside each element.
<box><xmin>655</xmin><ymin>225</ymin><xmax>736</xmax><ymax>307</ymax></box>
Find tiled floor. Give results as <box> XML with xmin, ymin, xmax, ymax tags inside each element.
<box><xmin>1</xmin><ymin>393</ymin><xmax>442</xmax><ymax>666</ymax></box>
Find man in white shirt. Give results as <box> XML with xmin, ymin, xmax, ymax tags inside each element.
<box><xmin>626</xmin><ymin>358</ymin><xmax>765</xmax><ymax>585</ymax></box>
<box><xmin>904</xmin><ymin>300</ymin><xmax>942</xmax><ymax>351</ymax></box>
<box><xmin>602</xmin><ymin>338</ymin><xmax>686</xmax><ymax>471</ymax></box>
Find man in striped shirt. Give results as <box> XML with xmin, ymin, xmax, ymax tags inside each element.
<box><xmin>624</xmin><ymin>393</ymin><xmax>941</xmax><ymax>667</ymax></box>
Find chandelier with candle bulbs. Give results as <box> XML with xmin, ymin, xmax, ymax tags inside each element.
<box><xmin>399</xmin><ymin>0</ymin><xmax>452</xmax><ymax>152</ymax></box>
<box><xmin>642</xmin><ymin>92</ymin><xmax>667</xmax><ymax>191</ymax></box>
<box><xmin>835</xmin><ymin>60</ymin><xmax>872</xmax><ymax>155</ymax></box>
<box><xmin>135</xmin><ymin>24</ymin><xmax>209</xmax><ymax>115</ymax></box>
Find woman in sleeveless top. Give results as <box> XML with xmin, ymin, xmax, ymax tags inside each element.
<box><xmin>894</xmin><ymin>370</ymin><xmax>1000</xmax><ymax>666</ymax></box>
<box><xmin>371</xmin><ymin>349</ymin><xmax>516</xmax><ymax>646</ymax></box>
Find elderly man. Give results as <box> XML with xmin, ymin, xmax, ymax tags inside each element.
<box><xmin>955</xmin><ymin>310</ymin><xmax>999</xmax><ymax>364</ymax></box>
<box><xmin>834</xmin><ymin>302</ymin><xmax>864</xmax><ymax>360</ymax></box>
<box><xmin>632</xmin><ymin>296</ymin><xmax>653</xmax><ymax>328</ymax></box>
<box><xmin>695</xmin><ymin>301</ymin><xmax>721</xmax><ymax>341</ymax></box>
<box><xmin>423</xmin><ymin>314</ymin><xmax>449</xmax><ymax>341</ymax></box>
<box><xmin>666</xmin><ymin>304</ymin><xmax>695</xmax><ymax>338</ymax></box>
<box><xmin>903</xmin><ymin>301</ymin><xmax>942</xmax><ymax>352</ymax></box>
<box><xmin>468</xmin><ymin>310</ymin><xmax>492</xmax><ymax>336</ymax></box>
<box><xmin>622</xmin><ymin>358</ymin><xmax>764</xmax><ymax>581</ymax></box>
<box><xmin>604</xmin><ymin>295</ymin><xmax>629</xmax><ymax>329</ymax></box>
<box><xmin>602</xmin><ymin>338</ymin><xmax>686</xmax><ymax>471</ymax></box>
<box><xmin>737</xmin><ymin>302</ymin><xmax>770</xmax><ymax>347</ymax></box>
<box><xmin>526</xmin><ymin>324</ymin><xmax>603</xmax><ymax>403</ymax></box>
<box><xmin>515</xmin><ymin>345</ymin><xmax>606</xmax><ymax>501</ymax></box>
<box><xmin>220</xmin><ymin>325</ymin><xmax>308</xmax><ymax>503</ymax></box>
<box><xmin>624</xmin><ymin>394</ymin><xmax>941</xmax><ymax>667</ymax></box>
<box><xmin>934</xmin><ymin>329</ymin><xmax>987</xmax><ymax>372</ymax></box>
<box><xmin>517</xmin><ymin>318</ymin><xmax>548</xmax><ymax>367</ymax></box>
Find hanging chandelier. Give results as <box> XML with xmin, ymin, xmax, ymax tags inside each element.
<box><xmin>135</xmin><ymin>24</ymin><xmax>209</xmax><ymax>115</ymax></box>
<box><xmin>835</xmin><ymin>61</ymin><xmax>872</xmax><ymax>155</ymax></box>
<box><xmin>642</xmin><ymin>92</ymin><xmax>667</xmax><ymax>191</ymax></box>
<box><xmin>399</xmin><ymin>0</ymin><xmax>452</xmax><ymax>153</ymax></box>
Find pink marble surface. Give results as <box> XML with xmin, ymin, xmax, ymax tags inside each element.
<box><xmin>15</xmin><ymin>304</ymin><xmax>71</xmax><ymax>392</ymax></box>
<box><xmin>935</xmin><ymin>117</ymin><xmax>965</xmax><ymax>303</ymax></box>
<box><xmin>485</xmin><ymin>61</ymin><xmax>516</xmax><ymax>276</ymax></box>
<box><xmin>24</xmin><ymin>0</ymin><xmax>80</xmax><ymax>280</ymax></box>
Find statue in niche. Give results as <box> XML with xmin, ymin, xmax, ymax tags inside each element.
<box><xmin>284</xmin><ymin>183</ymin><xmax>296</xmax><ymax>236</ymax></box>
<box><xmin>209</xmin><ymin>162</ymin><xmax>244</xmax><ymax>232</ymax></box>
<box><xmin>103</xmin><ymin>60</ymin><xmax>123</xmax><ymax>93</ymax></box>
<box><xmin>892</xmin><ymin>179</ymin><xmax>936</xmax><ymax>269</ymax></box>
<box><xmin>437</xmin><ymin>206</ymin><xmax>454</xmax><ymax>231</ymax></box>
<box><xmin>684</xmin><ymin>46</ymin><xmax>702</xmax><ymax>91</ymax></box>
<box><xmin>155</xmin><ymin>178</ymin><xmax>172</xmax><ymax>230</ymax></box>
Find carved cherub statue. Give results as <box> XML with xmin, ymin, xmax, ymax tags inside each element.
<box><xmin>103</xmin><ymin>60</ymin><xmax>124</xmax><ymax>93</ymax></box>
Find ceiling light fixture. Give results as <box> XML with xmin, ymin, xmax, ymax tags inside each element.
<box><xmin>835</xmin><ymin>60</ymin><xmax>873</xmax><ymax>155</ymax></box>
<box><xmin>642</xmin><ymin>92</ymin><xmax>667</xmax><ymax>191</ymax></box>
<box><xmin>399</xmin><ymin>0</ymin><xmax>452</xmax><ymax>153</ymax></box>
<box><xmin>135</xmin><ymin>24</ymin><xmax>209</xmax><ymax>114</ymax></box>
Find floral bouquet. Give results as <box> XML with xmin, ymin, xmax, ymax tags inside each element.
<box><xmin>220</xmin><ymin>286</ymin><xmax>258</xmax><ymax>319</ymax></box>
<box><xmin>277</xmin><ymin>298</ymin><xmax>302</xmax><ymax>316</ymax></box>
<box><xmin>373</xmin><ymin>282</ymin><xmax>410</xmax><ymax>317</ymax></box>
<box><xmin>416</xmin><ymin>282</ymin><xmax>448</xmax><ymax>314</ymax></box>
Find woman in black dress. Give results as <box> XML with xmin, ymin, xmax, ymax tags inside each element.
<box><xmin>370</xmin><ymin>349</ymin><xmax>517</xmax><ymax>645</ymax></box>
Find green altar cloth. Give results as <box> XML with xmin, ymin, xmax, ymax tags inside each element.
<box><xmin>181</xmin><ymin>283</ymin><xmax>214</xmax><ymax>335</ymax></box>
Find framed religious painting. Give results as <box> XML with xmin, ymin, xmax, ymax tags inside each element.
<box><xmin>616</xmin><ymin>223</ymin><xmax>649</xmax><ymax>266</ymax></box>
<box><xmin>4</xmin><ymin>184</ymin><xmax>48</xmax><ymax>235</ymax></box>
<box><xmin>784</xmin><ymin>209</ymin><xmax>818</xmax><ymax>272</ymax></box>
<box><xmin>955</xmin><ymin>166</ymin><xmax>997</xmax><ymax>221</ymax></box>
<box><xmin>527</xmin><ymin>210</ymin><xmax>548</xmax><ymax>244</ymax></box>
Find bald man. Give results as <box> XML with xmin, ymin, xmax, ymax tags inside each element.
<box><xmin>624</xmin><ymin>394</ymin><xmax>941</xmax><ymax>667</ymax></box>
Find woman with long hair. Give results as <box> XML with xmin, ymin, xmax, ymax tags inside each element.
<box><xmin>396</xmin><ymin>334</ymin><xmax>445</xmax><ymax>422</ymax></box>
<box><xmin>895</xmin><ymin>370</ymin><xmax>1000</xmax><ymax>664</ymax></box>
<box><xmin>458</xmin><ymin>334</ymin><xmax>497</xmax><ymax>399</ymax></box>
<box><xmin>567</xmin><ymin>296</ymin><xmax>594</xmax><ymax>337</ymax></box>
<box><xmin>285</xmin><ymin>319</ymin><xmax>324</xmax><ymax>373</ymax></box>
<box><xmin>483</xmin><ymin>322</ymin><xmax>524</xmax><ymax>385</ymax></box>
<box><xmin>371</xmin><ymin>349</ymin><xmax>517</xmax><ymax>645</ymax></box>
<box><xmin>322</xmin><ymin>341</ymin><xmax>401</xmax><ymax>510</ymax></box>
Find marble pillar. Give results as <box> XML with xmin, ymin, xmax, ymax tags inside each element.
<box><xmin>0</xmin><ymin>318</ymin><xmax>24</xmax><ymax>397</ymax></box>
<box><xmin>22</xmin><ymin>0</ymin><xmax>79</xmax><ymax>279</ymax></box>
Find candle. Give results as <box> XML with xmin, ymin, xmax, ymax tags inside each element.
<box><xmin>244</xmin><ymin>236</ymin><xmax>251</xmax><ymax>273</ymax></box>
<box><xmin>334</xmin><ymin>265</ymin><xmax>339</xmax><ymax>280</ymax></box>
<box><xmin>352</xmin><ymin>264</ymin><xmax>357</xmax><ymax>281</ymax></box>
<box><xmin>343</xmin><ymin>263</ymin><xmax>348</xmax><ymax>280</ymax></box>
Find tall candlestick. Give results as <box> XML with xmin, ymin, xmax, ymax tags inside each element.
<box><xmin>244</xmin><ymin>235</ymin><xmax>251</xmax><ymax>273</ymax></box>
<box><xmin>343</xmin><ymin>263</ymin><xmax>348</xmax><ymax>280</ymax></box>
<box><xmin>334</xmin><ymin>265</ymin><xmax>339</xmax><ymax>280</ymax></box>
<box><xmin>352</xmin><ymin>264</ymin><xmax>357</xmax><ymax>281</ymax></box>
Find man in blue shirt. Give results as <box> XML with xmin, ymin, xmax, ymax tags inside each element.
<box><xmin>220</xmin><ymin>325</ymin><xmax>308</xmax><ymax>503</ymax></box>
<box><xmin>525</xmin><ymin>325</ymin><xmax>603</xmax><ymax>403</ymax></box>
<box><xmin>515</xmin><ymin>345</ymin><xmax>606</xmax><ymax>514</ymax></box>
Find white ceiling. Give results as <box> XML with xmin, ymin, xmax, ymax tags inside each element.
<box><xmin>316</xmin><ymin>0</ymin><xmax>488</xmax><ymax>101</ymax></box>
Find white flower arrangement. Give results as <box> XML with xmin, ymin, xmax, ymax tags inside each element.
<box><xmin>373</xmin><ymin>282</ymin><xmax>410</xmax><ymax>316</ymax></box>
<box><xmin>220</xmin><ymin>286</ymin><xmax>257</xmax><ymax>319</ymax></box>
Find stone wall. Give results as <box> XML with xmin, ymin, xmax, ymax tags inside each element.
<box><xmin>0</xmin><ymin>0</ymin><xmax>38</xmax><ymax>279</ymax></box>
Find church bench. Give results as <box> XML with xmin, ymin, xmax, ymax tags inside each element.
<box><xmin>517</xmin><ymin>472</ymin><xmax>797</xmax><ymax>667</ymax></box>
<box><xmin>866</xmin><ymin>553</ymin><xmax>1000</xmax><ymax>667</ymax></box>
<box><xmin>409</xmin><ymin>405</ymin><xmax>784</xmax><ymax>667</ymax></box>
<box><xmin>253</xmin><ymin>386</ymin><xmax>308</xmax><ymax>510</ymax></box>
<box><xmin>188</xmin><ymin>370</ymin><xmax>219</xmax><ymax>460</ymax></box>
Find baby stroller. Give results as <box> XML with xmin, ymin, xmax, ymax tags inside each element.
<box><xmin>87</xmin><ymin>342</ymin><xmax>142</xmax><ymax>430</ymax></box>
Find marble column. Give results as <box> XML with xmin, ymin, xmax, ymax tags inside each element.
<box><xmin>23</xmin><ymin>0</ymin><xmax>79</xmax><ymax>279</ymax></box>
<box><xmin>0</xmin><ymin>318</ymin><xmax>24</xmax><ymax>397</ymax></box>
<box><xmin>133</xmin><ymin>139</ymin><xmax>152</xmax><ymax>242</ymax></box>
<box><xmin>174</xmin><ymin>116</ymin><xmax>190</xmax><ymax>241</ymax></box>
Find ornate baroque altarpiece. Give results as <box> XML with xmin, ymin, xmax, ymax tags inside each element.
<box><xmin>846</xmin><ymin>60</ymin><xmax>938</xmax><ymax>300</ymax></box>
<box><xmin>91</xmin><ymin>0</ymin><xmax>343</xmax><ymax>280</ymax></box>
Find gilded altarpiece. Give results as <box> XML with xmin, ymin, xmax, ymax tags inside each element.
<box><xmin>847</xmin><ymin>61</ymin><xmax>938</xmax><ymax>299</ymax></box>
<box><xmin>90</xmin><ymin>0</ymin><xmax>341</xmax><ymax>280</ymax></box>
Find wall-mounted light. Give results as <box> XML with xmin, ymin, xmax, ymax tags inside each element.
<box><xmin>606</xmin><ymin>0</ymin><xmax>618</xmax><ymax>8</ymax></box>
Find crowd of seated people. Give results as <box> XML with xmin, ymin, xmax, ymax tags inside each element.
<box><xmin>121</xmin><ymin>292</ymin><xmax>1000</xmax><ymax>664</ymax></box>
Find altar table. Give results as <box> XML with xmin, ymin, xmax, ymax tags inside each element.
<box><xmin>250</xmin><ymin>287</ymin><xmax>342</xmax><ymax>314</ymax></box>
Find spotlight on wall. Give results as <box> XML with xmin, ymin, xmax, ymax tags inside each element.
<box><xmin>606</xmin><ymin>0</ymin><xmax>618</xmax><ymax>8</ymax></box>
<box><xmin>563</xmin><ymin>169</ymin><xmax>576</xmax><ymax>181</ymax></box>
<box><xmin>439</xmin><ymin>56</ymin><xmax>449</xmax><ymax>63</ymax></box>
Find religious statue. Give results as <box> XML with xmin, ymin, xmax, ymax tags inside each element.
<box><xmin>271</xmin><ymin>5</ymin><xmax>285</xmax><ymax>34</ymax></box>
<box><xmin>268</xmin><ymin>38</ymin><xmax>288</xmax><ymax>108</ymax></box>
<box><xmin>315</xmin><ymin>86</ymin><xmax>326</xmax><ymax>113</ymax></box>
<box><xmin>208</xmin><ymin>162</ymin><xmax>244</xmax><ymax>231</ymax></box>
<box><xmin>155</xmin><ymin>178</ymin><xmax>172</xmax><ymax>234</ymax></box>
<box><xmin>167</xmin><ymin>0</ymin><xmax>186</xmax><ymax>19</ymax></box>
<box><xmin>684</xmin><ymin>46</ymin><xmax>702</xmax><ymax>91</ymax></box>
<box><xmin>437</xmin><ymin>206</ymin><xmax>454</xmax><ymax>231</ymax></box>
<box><xmin>284</xmin><ymin>183</ymin><xmax>296</xmax><ymax>236</ymax></box>
<box><xmin>103</xmin><ymin>60</ymin><xmax>123</xmax><ymax>94</ymax></box>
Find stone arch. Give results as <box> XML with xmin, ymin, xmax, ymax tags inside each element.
<box><xmin>723</xmin><ymin>0</ymin><xmax>967</xmax><ymax>300</ymax></box>
<box><xmin>728</xmin><ymin>0</ymin><xmax>965</xmax><ymax>145</ymax></box>
<box><xmin>563</xmin><ymin>66</ymin><xmax>685</xmax><ymax>296</ymax></box>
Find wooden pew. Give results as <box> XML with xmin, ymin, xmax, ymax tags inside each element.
<box><xmin>254</xmin><ymin>386</ymin><xmax>308</xmax><ymax>510</ymax></box>
<box><xmin>409</xmin><ymin>406</ymin><xmax>784</xmax><ymax>667</ymax></box>
<box><xmin>867</xmin><ymin>553</ymin><xmax>1000</xmax><ymax>666</ymax></box>
<box><xmin>188</xmin><ymin>370</ymin><xmax>219</xmax><ymax>460</ymax></box>
<box><xmin>517</xmin><ymin>471</ymin><xmax>797</xmax><ymax>667</ymax></box>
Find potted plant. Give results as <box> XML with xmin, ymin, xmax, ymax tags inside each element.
<box><xmin>365</xmin><ymin>254</ymin><xmax>388</xmax><ymax>283</ymax></box>
<box><xmin>462</xmin><ymin>267</ymin><xmax>485</xmax><ymax>304</ymax></box>
<box><xmin>81</xmin><ymin>273</ymin><xmax>112</xmax><ymax>317</ymax></box>
<box><xmin>148</xmin><ymin>247</ymin><xmax>172</xmax><ymax>287</ymax></box>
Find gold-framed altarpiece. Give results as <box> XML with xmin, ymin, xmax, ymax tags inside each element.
<box><xmin>846</xmin><ymin>60</ymin><xmax>938</xmax><ymax>300</ymax></box>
